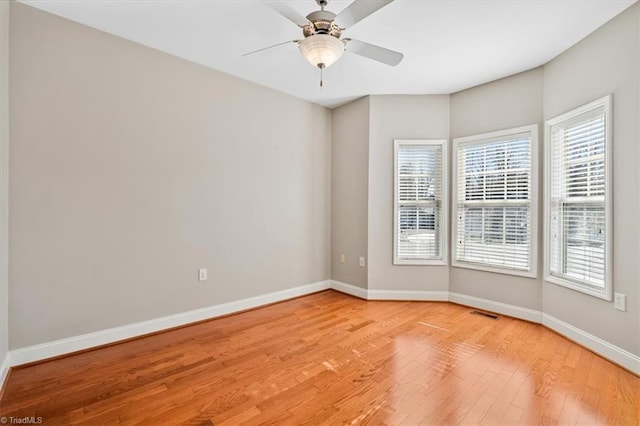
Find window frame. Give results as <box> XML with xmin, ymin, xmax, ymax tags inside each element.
<box><xmin>452</xmin><ymin>125</ymin><xmax>539</xmax><ymax>278</ymax></box>
<box><xmin>393</xmin><ymin>139</ymin><xmax>448</xmax><ymax>266</ymax></box>
<box><xmin>543</xmin><ymin>95</ymin><xmax>613</xmax><ymax>301</ymax></box>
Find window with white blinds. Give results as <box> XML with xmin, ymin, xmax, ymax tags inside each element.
<box><xmin>452</xmin><ymin>125</ymin><xmax>538</xmax><ymax>277</ymax></box>
<box><xmin>545</xmin><ymin>96</ymin><xmax>612</xmax><ymax>300</ymax></box>
<box><xmin>393</xmin><ymin>140</ymin><xmax>447</xmax><ymax>265</ymax></box>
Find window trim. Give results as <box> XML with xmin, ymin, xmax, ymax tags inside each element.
<box><xmin>543</xmin><ymin>95</ymin><xmax>613</xmax><ymax>301</ymax></box>
<box><xmin>393</xmin><ymin>139</ymin><xmax>448</xmax><ymax>266</ymax></box>
<box><xmin>452</xmin><ymin>124</ymin><xmax>539</xmax><ymax>278</ymax></box>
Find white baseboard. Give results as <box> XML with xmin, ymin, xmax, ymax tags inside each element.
<box><xmin>9</xmin><ymin>280</ymin><xmax>331</xmax><ymax>366</ymax></box>
<box><xmin>330</xmin><ymin>280</ymin><xmax>368</xmax><ymax>299</ymax></box>
<box><xmin>368</xmin><ymin>289</ymin><xmax>449</xmax><ymax>301</ymax></box>
<box><xmin>543</xmin><ymin>314</ymin><xmax>640</xmax><ymax>375</ymax></box>
<box><xmin>0</xmin><ymin>352</ymin><xmax>9</xmax><ymax>388</ymax></box>
<box><xmin>448</xmin><ymin>292</ymin><xmax>543</xmax><ymax>323</ymax></box>
<box><xmin>330</xmin><ymin>280</ymin><xmax>449</xmax><ymax>302</ymax></box>
<box><xmin>7</xmin><ymin>280</ymin><xmax>639</xmax><ymax>376</ymax></box>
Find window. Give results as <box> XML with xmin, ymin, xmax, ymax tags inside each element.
<box><xmin>452</xmin><ymin>125</ymin><xmax>538</xmax><ymax>277</ymax></box>
<box><xmin>393</xmin><ymin>139</ymin><xmax>447</xmax><ymax>265</ymax></box>
<box><xmin>544</xmin><ymin>96</ymin><xmax>612</xmax><ymax>300</ymax></box>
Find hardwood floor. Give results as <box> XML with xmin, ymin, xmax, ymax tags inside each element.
<box><xmin>0</xmin><ymin>290</ymin><xmax>638</xmax><ymax>425</ymax></box>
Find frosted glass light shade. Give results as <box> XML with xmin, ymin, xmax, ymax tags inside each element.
<box><xmin>299</xmin><ymin>34</ymin><xmax>344</xmax><ymax>69</ymax></box>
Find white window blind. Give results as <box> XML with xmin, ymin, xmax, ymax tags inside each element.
<box><xmin>453</xmin><ymin>125</ymin><xmax>538</xmax><ymax>277</ymax></box>
<box><xmin>545</xmin><ymin>96</ymin><xmax>611</xmax><ymax>299</ymax></box>
<box><xmin>394</xmin><ymin>140</ymin><xmax>447</xmax><ymax>265</ymax></box>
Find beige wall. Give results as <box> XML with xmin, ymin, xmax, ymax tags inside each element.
<box><xmin>542</xmin><ymin>3</ymin><xmax>639</xmax><ymax>355</ymax></box>
<box><xmin>449</xmin><ymin>68</ymin><xmax>543</xmax><ymax>310</ymax></box>
<box><xmin>6</xmin><ymin>0</ymin><xmax>639</xmax><ymax>362</ymax></box>
<box><xmin>331</xmin><ymin>97</ymin><xmax>369</xmax><ymax>288</ymax></box>
<box><xmin>0</xmin><ymin>0</ymin><xmax>9</xmax><ymax>372</ymax></box>
<box><xmin>368</xmin><ymin>95</ymin><xmax>450</xmax><ymax>292</ymax></box>
<box><xmin>9</xmin><ymin>3</ymin><xmax>331</xmax><ymax>349</ymax></box>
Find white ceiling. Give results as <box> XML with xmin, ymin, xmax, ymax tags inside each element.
<box><xmin>20</xmin><ymin>0</ymin><xmax>637</xmax><ymax>108</ymax></box>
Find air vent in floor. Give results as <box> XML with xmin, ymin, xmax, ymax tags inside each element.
<box><xmin>471</xmin><ymin>310</ymin><xmax>499</xmax><ymax>320</ymax></box>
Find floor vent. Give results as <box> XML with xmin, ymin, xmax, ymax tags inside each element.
<box><xmin>471</xmin><ymin>310</ymin><xmax>499</xmax><ymax>320</ymax></box>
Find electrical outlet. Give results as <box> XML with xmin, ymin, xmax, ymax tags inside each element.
<box><xmin>198</xmin><ymin>268</ymin><xmax>208</xmax><ymax>281</ymax></box>
<box><xmin>614</xmin><ymin>293</ymin><xmax>626</xmax><ymax>311</ymax></box>
<box><xmin>359</xmin><ymin>257</ymin><xmax>365</xmax><ymax>267</ymax></box>
<box><xmin>340</xmin><ymin>254</ymin><xmax>345</xmax><ymax>263</ymax></box>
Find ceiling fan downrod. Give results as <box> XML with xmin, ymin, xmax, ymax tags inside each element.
<box><xmin>315</xmin><ymin>0</ymin><xmax>329</xmax><ymax>11</ymax></box>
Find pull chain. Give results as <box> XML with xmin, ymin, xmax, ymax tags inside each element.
<box><xmin>319</xmin><ymin>63</ymin><xmax>325</xmax><ymax>88</ymax></box>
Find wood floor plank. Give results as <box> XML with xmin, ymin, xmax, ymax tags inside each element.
<box><xmin>0</xmin><ymin>290</ymin><xmax>637</xmax><ymax>425</ymax></box>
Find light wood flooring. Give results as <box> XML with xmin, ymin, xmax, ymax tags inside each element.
<box><xmin>0</xmin><ymin>290</ymin><xmax>638</xmax><ymax>425</ymax></box>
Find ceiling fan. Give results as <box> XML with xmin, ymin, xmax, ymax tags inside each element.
<box><xmin>243</xmin><ymin>0</ymin><xmax>404</xmax><ymax>86</ymax></box>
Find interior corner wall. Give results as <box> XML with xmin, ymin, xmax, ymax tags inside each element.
<box><xmin>367</xmin><ymin>95</ymin><xmax>450</xmax><ymax>292</ymax></box>
<box><xmin>9</xmin><ymin>2</ymin><xmax>331</xmax><ymax>350</ymax></box>
<box><xmin>0</xmin><ymin>0</ymin><xmax>9</xmax><ymax>378</ymax></box>
<box><xmin>331</xmin><ymin>97</ymin><xmax>370</xmax><ymax>289</ymax></box>
<box><xmin>542</xmin><ymin>3</ymin><xmax>640</xmax><ymax>356</ymax></box>
<box><xmin>449</xmin><ymin>68</ymin><xmax>544</xmax><ymax>311</ymax></box>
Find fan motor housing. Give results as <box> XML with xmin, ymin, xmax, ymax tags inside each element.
<box><xmin>304</xmin><ymin>10</ymin><xmax>342</xmax><ymax>38</ymax></box>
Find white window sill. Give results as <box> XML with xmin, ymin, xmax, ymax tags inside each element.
<box><xmin>452</xmin><ymin>260</ymin><xmax>537</xmax><ymax>279</ymax></box>
<box><xmin>394</xmin><ymin>259</ymin><xmax>447</xmax><ymax>266</ymax></box>
<box><xmin>545</xmin><ymin>274</ymin><xmax>612</xmax><ymax>301</ymax></box>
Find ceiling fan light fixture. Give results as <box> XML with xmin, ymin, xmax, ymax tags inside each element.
<box><xmin>299</xmin><ymin>34</ymin><xmax>344</xmax><ymax>69</ymax></box>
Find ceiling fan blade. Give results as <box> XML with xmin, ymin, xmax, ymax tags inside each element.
<box><xmin>334</xmin><ymin>0</ymin><xmax>394</xmax><ymax>28</ymax></box>
<box><xmin>242</xmin><ymin>40</ymin><xmax>299</xmax><ymax>57</ymax></box>
<box><xmin>267</xmin><ymin>2</ymin><xmax>310</xmax><ymax>27</ymax></box>
<box><xmin>345</xmin><ymin>39</ymin><xmax>403</xmax><ymax>66</ymax></box>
